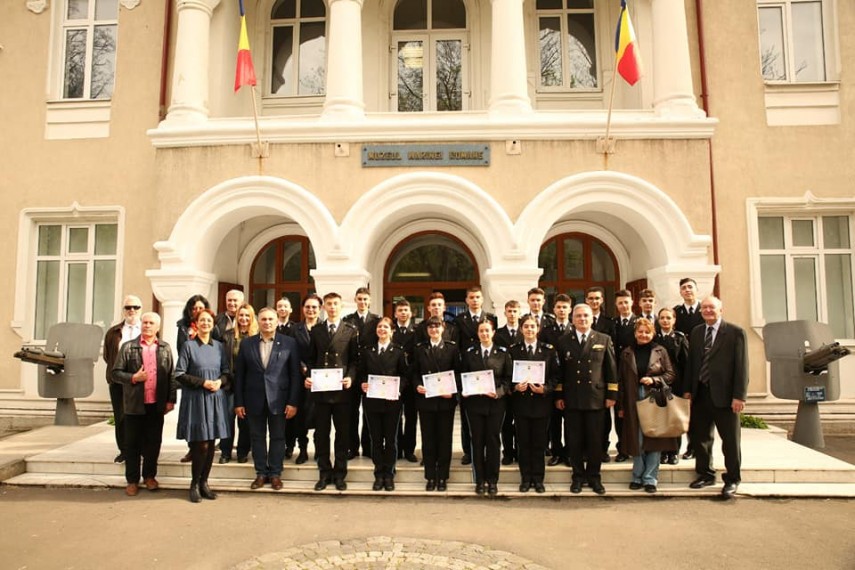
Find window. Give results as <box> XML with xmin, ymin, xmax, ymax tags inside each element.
<box><xmin>538</xmin><ymin>233</ymin><xmax>618</xmax><ymax>310</ymax></box>
<box><xmin>536</xmin><ymin>0</ymin><xmax>598</xmax><ymax>91</ymax></box>
<box><xmin>758</xmin><ymin>215</ymin><xmax>854</xmax><ymax>339</ymax></box>
<box><xmin>269</xmin><ymin>0</ymin><xmax>326</xmax><ymax>96</ymax></box>
<box><xmin>59</xmin><ymin>0</ymin><xmax>118</xmax><ymax>99</ymax></box>
<box><xmin>249</xmin><ymin>236</ymin><xmax>316</xmax><ymax>314</ymax></box>
<box><xmin>33</xmin><ymin>222</ymin><xmax>119</xmax><ymax>339</ymax></box>
<box><xmin>757</xmin><ymin>0</ymin><xmax>828</xmax><ymax>83</ymax></box>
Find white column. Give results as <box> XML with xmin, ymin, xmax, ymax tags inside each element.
<box><xmin>488</xmin><ymin>0</ymin><xmax>532</xmax><ymax>115</ymax></box>
<box><xmin>165</xmin><ymin>0</ymin><xmax>221</xmax><ymax>123</ymax></box>
<box><xmin>321</xmin><ymin>0</ymin><xmax>366</xmax><ymax>121</ymax></box>
<box><xmin>651</xmin><ymin>0</ymin><xmax>704</xmax><ymax>118</ymax></box>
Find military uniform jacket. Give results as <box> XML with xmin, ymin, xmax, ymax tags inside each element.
<box><xmin>356</xmin><ymin>343</ymin><xmax>409</xmax><ymax>413</ymax></box>
<box><xmin>412</xmin><ymin>340</ymin><xmax>460</xmax><ymax>413</ymax></box>
<box><xmin>592</xmin><ymin>314</ymin><xmax>616</xmax><ymax>338</ymax></box>
<box><xmin>276</xmin><ymin>321</ymin><xmax>296</xmax><ymax>338</ymax></box>
<box><xmin>344</xmin><ymin>311</ymin><xmax>381</xmax><ymax>349</ymax></box>
<box><xmin>612</xmin><ymin>315</ymin><xmax>637</xmax><ymax>357</ymax></box>
<box><xmin>308</xmin><ymin>320</ymin><xmax>359</xmax><ymax>405</ymax></box>
<box><xmin>494</xmin><ymin>325</ymin><xmax>522</xmax><ymax>349</ymax></box>
<box><xmin>461</xmin><ymin>344</ymin><xmax>512</xmax><ymax>414</ymax></box>
<box><xmin>673</xmin><ymin>303</ymin><xmax>703</xmax><ymax>337</ymax></box>
<box><xmin>656</xmin><ymin>330</ymin><xmax>689</xmax><ymax>394</ymax></box>
<box><xmin>453</xmin><ymin>312</ymin><xmax>498</xmax><ymax>353</ymax></box>
<box><xmin>540</xmin><ymin>321</ymin><xmax>572</xmax><ymax>349</ymax></box>
<box><xmin>556</xmin><ymin>330</ymin><xmax>618</xmax><ymax>410</ymax></box>
<box><xmin>508</xmin><ymin>342</ymin><xmax>558</xmax><ymax>418</ymax></box>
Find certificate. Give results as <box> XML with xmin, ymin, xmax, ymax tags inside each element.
<box><xmin>461</xmin><ymin>370</ymin><xmax>495</xmax><ymax>397</ymax></box>
<box><xmin>513</xmin><ymin>360</ymin><xmax>546</xmax><ymax>384</ymax></box>
<box><xmin>367</xmin><ymin>375</ymin><xmax>400</xmax><ymax>400</ymax></box>
<box><xmin>311</xmin><ymin>368</ymin><xmax>344</xmax><ymax>392</ymax></box>
<box><xmin>422</xmin><ymin>370</ymin><xmax>457</xmax><ymax>398</ymax></box>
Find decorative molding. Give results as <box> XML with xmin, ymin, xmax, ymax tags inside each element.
<box><xmin>120</xmin><ymin>0</ymin><xmax>141</xmax><ymax>9</ymax></box>
<box><xmin>26</xmin><ymin>0</ymin><xmax>47</xmax><ymax>14</ymax></box>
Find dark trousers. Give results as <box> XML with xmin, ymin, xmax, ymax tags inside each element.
<box><xmin>603</xmin><ymin>407</ymin><xmax>625</xmax><ymax>454</ymax></box>
<box><xmin>285</xmin><ymin>403</ymin><xmax>309</xmax><ymax>451</ymax></box>
<box><xmin>460</xmin><ymin>399</ymin><xmax>471</xmax><ymax>455</ymax></box>
<box><xmin>246</xmin><ymin>403</ymin><xmax>287</xmax><ymax>478</ymax></box>
<box><xmin>314</xmin><ymin>401</ymin><xmax>350</xmax><ymax>481</ymax></box>
<box><xmin>501</xmin><ymin>407</ymin><xmax>516</xmax><ymax>460</ymax></box>
<box><xmin>690</xmin><ymin>384</ymin><xmax>742</xmax><ymax>483</ymax></box>
<box><xmin>548</xmin><ymin>407</ymin><xmax>565</xmax><ymax>458</ymax></box>
<box><xmin>515</xmin><ymin>414</ymin><xmax>549</xmax><ymax>484</ymax></box>
<box><xmin>466</xmin><ymin>400</ymin><xmax>506</xmax><ymax>484</ymax></box>
<box><xmin>564</xmin><ymin>408</ymin><xmax>605</xmax><ymax>483</ymax></box>
<box><xmin>397</xmin><ymin>385</ymin><xmax>418</xmax><ymax>456</ymax></box>
<box><xmin>124</xmin><ymin>404</ymin><xmax>164</xmax><ymax>484</ymax></box>
<box><xmin>367</xmin><ymin>407</ymin><xmax>401</xmax><ymax>478</ymax></box>
<box><xmin>418</xmin><ymin>407</ymin><xmax>456</xmax><ymax>480</ymax></box>
<box><xmin>109</xmin><ymin>382</ymin><xmax>126</xmax><ymax>455</ymax></box>
<box><xmin>347</xmin><ymin>393</ymin><xmax>372</xmax><ymax>455</ymax></box>
<box><xmin>219</xmin><ymin>410</ymin><xmax>251</xmax><ymax>459</ymax></box>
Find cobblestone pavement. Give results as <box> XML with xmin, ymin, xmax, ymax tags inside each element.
<box><xmin>233</xmin><ymin>536</ymin><xmax>547</xmax><ymax>570</ymax></box>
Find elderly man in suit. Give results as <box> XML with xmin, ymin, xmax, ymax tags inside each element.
<box><xmin>685</xmin><ymin>296</ymin><xmax>748</xmax><ymax>499</ymax></box>
<box><xmin>556</xmin><ymin>303</ymin><xmax>618</xmax><ymax>494</ymax></box>
<box><xmin>234</xmin><ymin>307</ymin><xmax>301</xmax><ymax>491</ymax></box>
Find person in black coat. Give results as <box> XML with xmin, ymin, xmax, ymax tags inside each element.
<box><xmin>414</xmin><ymin>292</ymin><xmax>460</xmax><ymax>346</ymax></box>
<box><xmin>494</xmin><ymin>300</ymin><xmax>523</xmax><ymax>465</ymax></box>
<box><xmin>286</xmin><ymin>294</ymin><xmax>322</xmax><ymax>464</ymax></box>
<box><xmin>607</xmin><ymin>289</ymin><xmax>636</xmax><ymax>463</ymax></box>
<box><xmin>392</xmin><ymin>299</ymin><xmax>419</xmax><ymax>463</ymax></box>
<box><xmin>413</xmin><ymin>317</ymin><xmax>461</xmax><ymax>491</ymax></box>
<box><xmin>343</xmin><ymin>287</ymin><xmax>381</xmax><ymax>459</ymax></box>
<box><xmin>674</xmin><ymin>277</ymin><xmax>704</xmax><ymax>336</ymax></box>
<box><xmin>541</xmin><ymin>293</ymin><xmax>573</xmax><ymax>467</ymax></box>
<box><xmin>358</xmin><ymin>317</ymin><xmax>409</xmax><ymax>491</ymax></box>
<box><xmin>509</xmin><ymin>315</ymin><xmax>558</xmax><ymax>493</ymax></box>
<box><xmin>586</xmin><ymin>286</ymin><xmax>616</xmax><ymax>339</ymax></box>
<box><xmin>656</xmin><ymin>307</ymin><xmax>690</xmax><ymax>465</ymax></box>
<box><xmin>461</xmin><ymin>318</ymin><xmax>512</xmax><ymax>496</ymax></box>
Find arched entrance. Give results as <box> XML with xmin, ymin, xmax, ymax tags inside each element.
<box><xmin>538</xmin><ymin>232</ymin><xmax>620</xmax><ymax>309</ymax></box>
<box><xmin>383</xmin><ymin>231</ymin><xmax>479</xmax><ymax>319</ymax></box>
<box><xmin>248</xmin><ymin>235</ymin><xmax>316</xmax><ymax>316</ymax></box>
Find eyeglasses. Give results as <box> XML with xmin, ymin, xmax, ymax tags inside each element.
<box><xmin>427</xmin><ymin>323</ymin><xmax>442</xmax><ymax>328</ymax></box>
<box><xmin>124</xmin><ymin>305</ymin><xmax>141</xmax><ymax>311</ymax></box>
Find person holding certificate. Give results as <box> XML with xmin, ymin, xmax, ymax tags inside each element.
<box><xmin>413</xmin><ymin>316</ymin><xmax>460</xmax><ymax>491</ymax></box>
<box><xmin>358</xmin><ymin>317</ymin><xmax>409</xmax><ymax>491</ymax></box>
<box><xmin>508</xmin><ymin>314</ymin><xmax>558</xmax><ymax>493</ymax></box>
<box><xmin>461</xmin><ymin>319</ymin><xmax>512</xmax><ymax>496</ymax></box>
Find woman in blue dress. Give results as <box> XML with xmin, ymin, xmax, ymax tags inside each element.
<box><xmin>176</xmin><ymin>308</ymin><xmax>231</xmax><ymax>503</ymax></box>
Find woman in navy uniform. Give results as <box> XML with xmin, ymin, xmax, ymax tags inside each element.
<box><xmin>656</xmin><ymin>307</ymin><xmax>690</xmax><ymax>465</ymax></box>
<box><xmin>413</xmin><ymin>316</ymin><xmax>460</xmax><ymax>491</ymax></box>
<box><xmin>508</xmin><ymin>315</ymin><xmax>558</xmax><ymax>493</ymax></box>
<box><xmin>358</xmin><ymin>317</ymin><xmax>409</xmax><ymax>491</ymax></box>
<box><xmin>461</xmin><ymin>318</ymin><xmax>512</xmax><ymax>496</ymax></box>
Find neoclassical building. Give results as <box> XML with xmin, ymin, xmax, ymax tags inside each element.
<box><xmin>2</xmin><ymin>0</ymin><xmax>853</xmax><ymax>421</ymax></box>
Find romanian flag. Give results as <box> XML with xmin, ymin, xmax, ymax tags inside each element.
<box><xmin>614</xmin><ymin>0</ymin><xmax>642</xmax><ymax>86</ymax></box>
<box><xmin>234</xmin><ymin>0</ymin><xmax>257</xmax><ymax>92</ymax></box>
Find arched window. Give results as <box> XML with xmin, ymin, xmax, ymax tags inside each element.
<box><xmin>269</xmin><ymin>0</ymin><xmax>327</xmax><ymax>96</ymax></box>
<box><xmin>249</xmin><ymin>235</ymin><xmax>316</xmax><ymax>316</ymax></box>
<box><xmin>392</xmin><ymin>0</ymin><xmax>469</xmax><ymax>112</ymax></box>
<box><xmin>538</xmin><ymin>233</ymin><xmax>619</xmax><ymax>311</ymax></box>
<box><xmin>384</xmin><ymin>232</ymin><xmax>478</xmax><ymax>319</ymax></box>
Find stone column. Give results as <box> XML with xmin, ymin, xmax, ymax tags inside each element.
<box><xmin>321</xmin><ymin>0</ymin><xmax>366</xmax><ymax>121</ymax></box>
<box><xmin>651</xmin><ymin>0</ymin><xmax>704</xmax><ymax>118</ymax></box>
<box><xmin>488</xmin><ymin>0</ymin><xmax>532</xmax><ymax>114</ymax></box>
<box><xmin>165</xmin><ymin>0</ymin><xmax>221</xmax><ymax>123</ymax></box>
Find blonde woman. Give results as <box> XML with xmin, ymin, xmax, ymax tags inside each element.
<box><xmin>219</xmin><ymin>303</ymin><xmax>258</xmax><ymax>464</ymax></box>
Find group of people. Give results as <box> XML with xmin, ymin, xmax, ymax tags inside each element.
<box><xmin>102</xmin><ymin>277</ymin><xmax>748</xmax><ymax>501</ymax></box>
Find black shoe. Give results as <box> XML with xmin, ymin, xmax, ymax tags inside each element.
<box><xmin>314</xmin><ymin>478</ymin><xmax>328</xmax><ymax>491</ymax></box>
<box><xmin>660</xmin><ymin>454</ymin><xmax>668</xmax><ymax>465</ymax></box>
<box><xmin>284</xmin><ymin>447</ymin><xmax>294</xmax><ymax>459</ymax></box>
<box><xmin>334</xmin><ymin>479</ymin><xmax>347</xmax><ymax>491</ymax></box>
<box><xmin>487</xmin><ymin>482</ymin><xmax>498</xmax><ymax>496</ymax></box>
<box><xmin>682</xmin><ymin>450</ymin><xmax>695</xmax><ymax>460</ymax></box>
<box><xmin>615</xmin><ymin>453</ymin><xmax>629</xmax><ymax>463</ymax></box>
<box><xmin>426</xmin><ymin>479</ymin><xmax>436</xmax><ymax>491</ymax></box>
<box><xmin>295</xmin><ymin>449</ymin><xmax>308</xmax><ymax>464</ymax></box>
<box><xmin>570</xmin><ymin>480</ymin><xmax>583</xmax><ymax>494</ymax></box>
<box><xmin>545</xmin><ymin>449</ymin><xmax>553</xmax><ymax>457</ymax></box>
<box><xmin>564</xmin><ymin>457</ymin><xmax>572</xmax><ymax>468</ymax></box>
<box><xmin>199</xmin><ymin>481</ymin><xmax>217</xmax><ymax>500</ymax></box>
<box><xmin>461</xmin><ymin>454</ymin><xmax>471</xmax><ymax>465</ymax></box>
<box><xmin>437</xmin><ymin>479</ymin><xmax>447</xmax><ymax>492</ymax></box>
<box><xmin>405</xmin><ymin>453</ymin><xmax>418</xmax><ymax>463</ymax></box>
<box><xmin>547</xmin><ymin>456</ymin><xmax>562</xmax><ymax>467</ymax></box>
<box><xmin>721</xmin><ymin>482</ymin><xmax>739</xmax><ymax>499</ymax></box>
<box><xmin>114</xmin><ymin>453</ymin><xmax>126</xmax><ymax>464</ymax></box>
<box><xmin>534</xmin><ymin>482</ymin><xmax>546</xmax><ymax>494</ymax></box>
<box><xmin>502</xmin><ymin>455</ymin><xmax>514</xmax><ymax>466</ymax></box>
<box><xmin>372</xmin><ymin>478</ymin><xmax>383</xmax><ymax>491</ymax></box>
<box><xmin>601</xmin><ymin>452</ymin><xmax>611</xmax><ymax>463</ymax></box>
<box><xmin>590</xmin><ymin>481</ymin><xmax>606</xmax><ymax>495</ymax></box>
<box><xmin>475</xmin><ymin>482</ymin><xmax>485</xmax><ymax>495</ymax></box>
<box><xmin>668</xmin><ymin>453</ymin><xmax>680</xmax><ymax>465</ymax></box>
<box><xmin>347</xmin><ymin>450</ymin><xmax>358</xmax><ymax>460</ymax></box>
<box><xmin>629</xmin><ymin>481</ymin><xmax>643</xmax><ymax>490</ymax></box>
<box><xmin>237</xmin><ymin>455</ymin><xmax>248</xmax><ymax>464</ymax></box>
<box><xmin>519</xmin><ymin>480</ymin><xmax>531</xmax><ymax>493</ymax></box>
<box><xmin>189</xmin><ymin>484</ymin><xmax>201</xmax><ymax>503</ymax></box>
<box><xmin>384</xmin><ymin>478</ymin><xmax>395</xmax><ymax>491</ymax></box>
<box><xmin>218</xmin><ymin>454</ymin><xmax>232</xmax><ymax>464</ymax></box>
<box><xmin>689</xmin><ymin>476</ymin><xmax>715</xmax><ymax>489</ymax></box>
<box><xmin>644</xmin><ymin>484</ymin><xmax>657</xmax><ymax>494</ymax></box>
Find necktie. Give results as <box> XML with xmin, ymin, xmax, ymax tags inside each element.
<box><xmin>509</xmin><ymin>329</ymin><xmax>515</xmax><ymax>338</ymax></box>
<box><xmin>647</xmin><ymin>314</ymin><xmax>654</xmax><ymax>321</ymax></box>
<box><xmin>483</xmin><ymin>349</ymin><xmax>489</xmax><ymax>360</ymax></box>
<box><xmin>527</xmin><ymin>345</ymin><xmax>534</xmax><ymax>358</ymax></box>
<box><xmin>559</xmin><ymin>324</ymin><xmax>565</xmax><ymax>333</ymax></box>
<box><xmin>329</xmin><ymin>323</ymin><xmax>336</xmax><ymax>336</ymax></box>
<box><xmin>593</xmin><ymin>316</ymin><xmax>598</xmax><ymax>328</ymax></box>
<box><xmin>379</xmin><ymin>346</ymin><xmax>385</xmax><ymax>354</ymax></box>
<box><xmin>699</xmin><ymin>326</ymin><xmax>714</xmax><ymax>385</ymax></box>
<box><xmin>689</xmin><ymin>306</ymin><xmax>695</xmax><ymax>315</ymax></box>
<box><xmin>622</xmin><ymin>318</ymin><xmax>628</xmax><ymax>327</ymax></box>
<box><xmin>580</xmin><ymin>333</ymin><xmax>587</xmax><ymax>345</ymax></box>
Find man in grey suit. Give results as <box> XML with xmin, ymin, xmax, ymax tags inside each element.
<box><xmin>685</xmin><ymin>296</ymin><xmax>748</xmax><ymax>499</ymax></box>
<box><xmin>234</xmin><ymin>307</ymin><xmax>301</xmax><ymax>491</ymax></box>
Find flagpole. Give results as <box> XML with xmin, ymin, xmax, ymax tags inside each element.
<box><xmin>249</xmin><ymin>84</ymin><xmax>265</xmax><ymax>175</ymax></box>
<box><xmin>602</xmin><ymin>48</ymin><xmax>621</xmax><ymax>171</ymax></box>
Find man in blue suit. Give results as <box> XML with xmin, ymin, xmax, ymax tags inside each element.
<box><xmin>235</xmin><ymin>307</ymin><xmax>301</xmax><ymax>491</ymax></box>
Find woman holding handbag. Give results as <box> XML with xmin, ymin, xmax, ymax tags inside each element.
<box><xmin>617</xmin><ymin>318</ymin><xmax>677</xmax><ymax>493</ymax></box>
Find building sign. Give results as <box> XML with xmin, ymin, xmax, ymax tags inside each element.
<box><xmin>804</xmin><ymin>386</ymin><xmax>826</xmax><ymax>402</ymax></box>
<box><xmin>362</xmin><ymin>144</ymin><xmax>490</xmax><ymax>167</ymax></box>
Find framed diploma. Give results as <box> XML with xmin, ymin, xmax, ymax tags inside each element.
<box><xmin>367</xmin><ymin>375</ymin><xmax>400</xmax><ymax>400</ymax></box>
<box><xmin>461</xmin><ymin>370</ymin><xmax>495</xmax><ymax>397</ymax></box>
<box><xmin>311</xmin><ymin>368</ymin><xmax>344</xmax><ymax>392</ymax></box>
<box><xmin>513</xmin><ymin>360</ymin><xmax>546</xmax><ymax>384</ymax></box>
<box><xmin>422</xmin><ymin>370</ymin><xmax>457</xmax><ymax>398</ymax></box>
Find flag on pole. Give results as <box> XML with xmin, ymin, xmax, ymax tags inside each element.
<box><xmin>234</xmin><ymin>0</ymin><xmax>257</xmax><ymax>92</ymax></box>
<box><xmin>614</xmin><ymin>0</ymin><xmax>642</xmax><ymax>86</ymax></box>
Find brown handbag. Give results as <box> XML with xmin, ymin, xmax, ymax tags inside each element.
<box><xmin>635</xmin><ymin>385</ymin><xmax>690</xmax><ymax>438</ymax></box>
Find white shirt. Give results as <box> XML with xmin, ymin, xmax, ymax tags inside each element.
<box><xmin>121</xmin><ymin>321</ymin><xmax>141</xmax><ymax>344</ymax></box>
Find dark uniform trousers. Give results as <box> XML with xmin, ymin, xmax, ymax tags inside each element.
<box><xmin>124</xmin><ymin>403</ymin><xmax>164</xmax><ymax>484</ymax></box>
<box><xmin>419</xmin><ymin>408</ymin><xmax>456</xmax><ymax>480</ymax></box>
<box><xmin>367</xmin><ymin>406</ymin><xmax>402</xmax><ymax>478</ymax></box>
<box><xmin>466</xmin><ymin>399</ymin><xmax>506</xmax><ymax>484</ymax></box>
<box><xmin>565</xmin><ymin>408</ymin><xmax>606</xmax><ymax>483</ymax></box>
<box><xmin>690</xmin><ymin>383</ymin><xmax>742</xmax><ymax>483</ymax></box>
<box><xmin>314</xmin><ymin>401</ymin><xmax>351</xmax><ymax>481</ymax></box>
<box><xmin>515</xmin><ymin>414</ymin><xmax>549</xmax><ymax>484</ymax></box>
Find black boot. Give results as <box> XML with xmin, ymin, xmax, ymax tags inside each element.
<box><xmin>199</xmin><ymin>481</ymin><xmax>217</xmax><ymax>500</ymax></box>
<box><xmin>189</xmin><ymin>480</ymin><xmax>201</xmax><ymax>503</ymax></box>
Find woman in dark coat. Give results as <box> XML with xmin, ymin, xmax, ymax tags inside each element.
<box><xmin>618</xmin><ymin>318</ymin><xmax>677</xmax><ymax>493</ymax></box>
<box><xmin>358</xmin><ymin>317</ymin><xmax>409</xmax><ymax>491</ymax></box>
